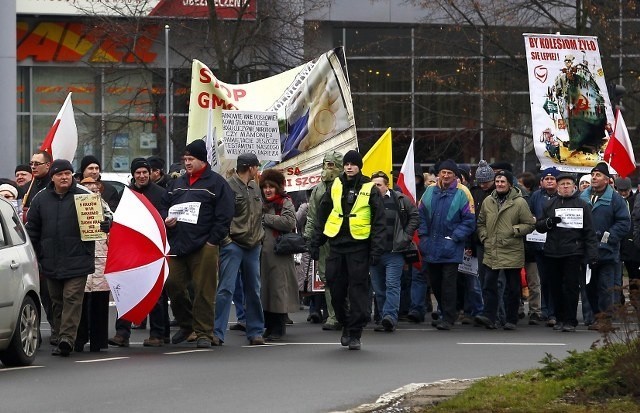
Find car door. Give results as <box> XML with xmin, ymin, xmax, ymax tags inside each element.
<box><xmin>0</xmin><ymin>201</ymin><xmax>25</xmax><ymax>338</ymax></box>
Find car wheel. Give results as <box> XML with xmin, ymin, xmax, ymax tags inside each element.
<box><xmin>0</xmin><ymin>296</ymin><xmax>40</xmax><ymax>367</ymax></box>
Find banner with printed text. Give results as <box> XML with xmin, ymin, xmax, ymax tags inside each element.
<box><xmin>524</xmin><ymin>34</ymin><xmax>616</xmax><ymax>173</ymax></box>
<box><xmin>187</xmin><ymin>48</ymin><xmax>357</xmax><ymax>191</ymax></box>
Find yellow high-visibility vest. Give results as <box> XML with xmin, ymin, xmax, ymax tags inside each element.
<box><xmin>323</xmin><ymin>179</ymin><xmax>374</xmax><ymax>239</ymax></box>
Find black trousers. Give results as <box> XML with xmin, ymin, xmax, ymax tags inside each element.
<box><xmin>427</xmin><ymin>263</ymin><xmax>459</xmax><ymax>324</ymax></box>
<box><xmin>545</xmin><ymin>255</ymin><xmax>582</xmax><ymax>327</ymax></box>
<box><xmin>482</xmin><ymin>267</ymin><xmax>521</xmax><ymax>325</ymax></box>
<box><xmin>325</xmin><ymin>248</ymin><xmax>371</xmax><ymax>339</ymax></box>
<box><xmin>76</xmin><ymin>291</ymin><xmax>110</xmax><ymax>352</ymax></box>
<box><xmin>115</xmin><ymin>293</ymin><xmax>166</xmax><ymax>339</ymax></box>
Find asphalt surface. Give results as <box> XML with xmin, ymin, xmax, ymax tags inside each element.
<box><xmin>0</xmin><ymin>306</ymin><xmax>600</xmax><ymax>413</ymax></box>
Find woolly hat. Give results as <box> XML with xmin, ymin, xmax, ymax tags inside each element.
<box><xmin>80</xmin><ymin>155</ymin><xmax>101</xmax><ymax>173</ymax></box>
<box><xmin>495</xmin><ymin>169</ymin><xmax>514</xmax><ymax>186</ymax></box>
<box><xmin>15</xmin><ymin>164</ymin><xmax>31</xmax><ymax>175</ymax></box>
<box><xmin>579</xmin><ymin>174</ymin><xmax>591</xmax><ymax>186</ymax></box>
<box><xmin>259</xmin><ymin>168</ymin><xmax>286</xmax><ymax>192</ymax></box>
<box><xmin>614</xmin><ymin>177</ymin><xmax>632</xmax><ymax>191</ymax></box>
<box><xmin>591</xmin><ymin>162</ymin><xmax>611</xmax><ymax>178</ymax></box>
<box><xmin>0</xmin><ymin>183</ymin><xmax>18</xmax><ymax>199</ymax></box>
<box><xmin>490</xmin><ymin>161</ymin><xmax>513</xmax><ymax>172</ymax></box>
<box><xmin>343</xmin><ymin>150</ymin><xmax>363</xmax><ymax>169</ymax></box>
<box><xmin>556</xmin><ymin>172</ymin><xmax>577</xmax><ymax>183</ymax></box>
<box><xmin>237</xmin><ymin>152</ymin><xmax>260</xmax><ymax>168</ymax></box>
<box><xmin>475</xmin><ymin>160</ymin><xmax>495</xmax><ymax>183</ymax></box>
<box><xmin>184</xmin><ymin>139</ymin><xmax>208</xmax><ymax>162</ymax></box>
<box><xmin>458</xmin><ymin>164</ymin><xmax>471</xmax><ymax>181</ymax></box>
<box><xmin>437</xmin><ymin>159</ymin><xmax>458</xmax><ymax>174</ymax></box>
<box><xmin>147</xmin><ymin>155</ymin><xmax>165</xmax><ymax>171</ymax></box>
<box><xmin>49</xmin><ymin>159</ymin><xmax>74</xmax><ymax>177</ymax></box>
<box><xmin>131</xmin><ymin>157</ymin><xmax>151</xmax><ymax>175</ymax></box>
<box><xmin>541</xmin><ymin>167</ymin><xmax>559</xmax><ymax>179</ymax></box>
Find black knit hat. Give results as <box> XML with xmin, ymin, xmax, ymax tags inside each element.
<box><xmin>490</xmin><ymin>161</ymin><xmax>513</xmax><ymax>172</ymax></box>
<box><xmin>557</xmin><ymin>172</ymin><xmax>577</xmax><ymax>183</ymax></box>
<box><xmin>184</xmin><ymin>139</ymin><xmax>208</xmax><ymax>163</ymax></box>
<box><xmin>49</xmin><ymin>159</ymin><xmax>74</xmax><ymax>177</ymax></box>
<box><xmin>15</xmin><ymin>164</ymin><xmax>31</xmax><ymax>175</ymax></box>
<box><xmin>80</xmin><ymin>155</ymin><xmax>101</xmax><ymax>173</ymax></box>
<box><xmin>343</xmin><ymin>150</ymin><xmax>363</xmax><ymax>169</ymax></box>
<box><xmin>130</xmin><ymin>158</ymin><xmax>151</xmax><ymax>175</ymax></box>
<box><xmin>437</xmin><ymin>159</ymin><xmax>458</xmax><ymax>174</ymax></box>
<box><xmin>147</xmin><ymin>155</ymin><xmax>165</xmax><ymax>171</ymax></box>
<box><xmin>591</xmin><ymin>162</ymin><xmax>611</xmax><ymax>178</ymax></box>
<box><xmin>495</xmin><ymin>169</ymin><xmax>514</xmax><ymax>186</ymax></box>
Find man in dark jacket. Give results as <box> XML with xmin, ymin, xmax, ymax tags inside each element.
<box><xmin>535</xmin><ymin>172</ymin><xmax>598</xmax><ymax>332</ymax></box>
<box><xmin>109</xmin><ymin>158</ymin><xmax>169</xmax><ymax>348</ymax></box>
<box><xmin>164</xmin><ymin>140</ymin><xmax>234</xmax><ymax>348</ymax></box>
<box><xmin>614</xmin><ymin>177</ymin><xmax>637</xmax><ymax>306</ymax></box>
<box><xmin>75</xmin><ymin>155</ymin><xmax>121</xmax><ymax>211</ymax></box>
<box><xmin>26</xmin><ymin>159</ymin><xmax>110</xmax><ymax>357</ymax></box>
<box><xmin>22</xmin><ymin>150</ymin><xmax>52</xmax><ymax>208</ymax></box>
<box><xmin>310</xmin><ymin>150</ymin><xmax>386</xmax><ymax>350</ymax></box>
<box><xmin>148</xmin><ymin>155</ymin><xmax>172</xmax><ymax>189</ymax></box>
<box><xmin>370</xmin><ymin>171</ymin><xmax>419</xmax><ymax>332</ymax></box>
<box><xmin>580</xmin><ymin>162</ymin><xmax>630</xmax><ymax>328</ymax></box>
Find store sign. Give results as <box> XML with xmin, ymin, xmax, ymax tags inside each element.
<box><xmin>18</xmin><ymin>22</ymin><xmax>159</xmax><ymax>63</ymax></box>
<box><xmin>17</xmin><ymin>0</ymin><xmax>257</xmax><ymax>20</ymax></box>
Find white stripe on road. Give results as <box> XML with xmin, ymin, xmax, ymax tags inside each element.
<box><xmin>76</xmin><ymin>357</ymin><xmax>129</xmax><ymax>363</ymax></box>
<box><xmin>164</xmin><ymin>349</ymin><xmax>213</xmax><ymax>354</ymax></box>
<box><xmin>0</xmin><ymin>365</ymin><xmax>44</xmax><ymax>372</ymax></box>
<box><xmin>458</xmin><ymin>342</ymin><xmax>566</xmax><ymax>346</ymax></box>
<box><xmin>243</xmin><ymin>342</ymin><xmax>340</xmax><ymax>347</ymax></box>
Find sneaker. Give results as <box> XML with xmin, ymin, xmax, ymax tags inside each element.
<box><xmin>108</xmin><ymin>335</ymin><xmax>130</xmax><ymax>347</ymax></box>
<box><xmin>460</xmin><ymin>316</ymin><xmax>474</xmax><ymax>325</ymax></box>
<box><xmin>553</xmin><ymin>323</ymin><xmax>564</xmax><ymax>331</ymax></box>
<box><xmin>474</xmin><ymin>315</ymin><xmax>493</xmax><ymax>328</ymax></box>
<box><xmin>436</xmin><ymin>321</ymin><xmax>452</xmax><ymax>330</ymax></box>
<box><xmin>407</xmin><ymin>311</ymin><xmax>425</xmax><ymax>323</ymax></box>
<box><xmin>528</xmin><ymin>313</ymin><xmax>542</xmax><ymax>325</ymax></box>
<box><xmin>229</xmin><ymin>323</ymin><xmax>247</xmax><ymax>331</ymax></box>
<box><xmin>340</xmin><ymin>329</ymin><xmax>350</xmax><ymax>347</ymax></box>
<box><xmin>196</xmin><ymin>338</ymin><xmax>211</xmax><ymax>348</ymax></box>
<box><xmin>143</xmin><ymin>337</ymin><xmax>164</xmax><ymax>347</ymax></box>
<box><xmin>546</xmin><ymin>318</ymin><xmax>557</xmax><ymax>327</ymax></box>
<box><xmin>348</xmin><ymin>337</ymin><xmax>361</xmax><ymax>350</ymax></box>
<box><xmin>503</xmin><ymin>323</ymin><xmax>517</xmax><ymax>330</ymax></box>
<box><xmin>249</xmin><ymin>336</ymin><xmax>266</xmax><ymax>345</ymax></box>
<box><xmin>562</xmin><ymin>325</ymin><xmax>576</xmax><ymax>332</ymax></box>
<box><xmin>322</xmin><ymin>322</ymin><xmax>342</xmax><ymax>331</ymax></box>
<box><xmin>381</xmin><ymin>316</ymin><xmax>396</xmax><ymax>332</ymax></box>
<box><xmin>58</xmin><ymin>339</ymin><xmax>72</xmax><ymax>357</ymax></box>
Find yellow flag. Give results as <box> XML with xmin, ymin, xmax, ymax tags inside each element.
<box><xmin>362</xmin><ymin>127</ymin><xmax>393</xmax><ymax>179</ymax></box>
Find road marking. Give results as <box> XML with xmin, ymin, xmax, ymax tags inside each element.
<box><xmin>458</xmin><ymin>342</ymin><xmax>566</xmax><ymax>346</ymax></box>
<box><xmin>76</xmin><ymin>357</ymin><xmax>129</xmax><ymax>363</ymax></box>
<box><xmin>243</xmin><ymin>342</ymin><xmax>339</xmax><ymax>347</ymax></box>
<box><xmin>0</xmin><ymin>365</ymin><xmax>44</xmax><ymax>372</ymax></box>
<box><xmin>164</xmin><ymin>349</ymin><xmax>213</xmax><ymax>354</ymax></box>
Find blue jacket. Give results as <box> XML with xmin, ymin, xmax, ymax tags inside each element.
<box><xmin>527</xmin><ymin>188</ymin><xmax>557</xmax><ymax>252</ymax></box>
<box><xmin>418</xmin><ymin>181</ymin><xmax>476</xmax><ymax>264</ymax></box>
<box><xmin>580</xmin><ymin>185</ymin><xmax>630</xmax><ymax>262</ymax></box>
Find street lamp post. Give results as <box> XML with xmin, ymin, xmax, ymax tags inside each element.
<box><xmin>165</xmin><ymin>25</ymin><xmax>170</xmax><ymax>163</ymax></box>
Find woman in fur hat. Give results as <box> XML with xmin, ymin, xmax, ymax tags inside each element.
<box><xmin>259</xmin><ymin>169</ymin><xmax>298</xmax><ymax>340</ymax></box>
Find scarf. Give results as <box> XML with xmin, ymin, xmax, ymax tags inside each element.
<box><xmin>264</xmin><ymin>193</ymin><xmax>289</xmax><ymax>237</ymax></box>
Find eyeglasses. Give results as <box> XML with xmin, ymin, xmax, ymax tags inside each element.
<box><xmin>29</xmin><ymin>161</ymin><xmax>46</xmax><ymax>167</ymax></box>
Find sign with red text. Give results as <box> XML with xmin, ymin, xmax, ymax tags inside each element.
<box><xmin>524</xmin><ymin>33</ymin><xmax>615</xmax><ymax>173</ymax></box>
<box><xmin>17</xmin><ymin>0</ymin><xmax>257</xmax><ymax>20</ymax></box>
<box><xmin>187</xmin><ymin>48</ymin><xmax>357</xmax><ymax>192</ymax></box>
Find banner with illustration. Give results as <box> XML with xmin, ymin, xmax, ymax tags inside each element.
<box><xmin>187</xmin><ymin>48</ymin><xmax>357</xmax><ymax>191</ymax></box>
<box><xmin>524</xmin><ymin>34</ymin><xmax>615</xmax><ymax>173</ymax></box>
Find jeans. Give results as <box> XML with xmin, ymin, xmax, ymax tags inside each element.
<box><xmin>409</xmin><ymin>265</ymin><xmax>429</xmax><ymax>317</ymax></box>
<box><xmin>462</xmin><ymin>273</ymin><xmax>484</xmax><ymax>317</ymax></box>
<box><xmin>370</xmin><ymin>252</ymin><xmax>405</xmax><ymax>325</ymax></box>
<box><xmin>233</xmin><ymin>272</ymin><xmax>246</xmax><ymax>323</ymax></box>
<box><xmin>214</xmin><ymin>242</ymin><xmax>264</xmax><ymax>342</ymax></box>
<box><xmin>481</xmin><ymin>267</ymin><xmax>521</xmax><ymax>325</ymax></box>
<box><xmin>586</xmin><ymin>261</ymin><xmax>615</xmax><ymax>316</ymax></box>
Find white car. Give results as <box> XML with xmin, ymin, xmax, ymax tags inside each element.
<box><xmin>0</xmin><ymin>197</ymin><xmax>40</xmax><ymax>366</ymax></box>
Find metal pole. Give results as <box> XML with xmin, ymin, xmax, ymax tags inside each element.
<box><xmin>479</xmin><ymin>29</ymin><xmax>484</xmax><ymax>160</ymax></box>
<box><xmin>165</xmin><ymin>25</ymin><xmax>170</xmax><ymax>163</ymax></box>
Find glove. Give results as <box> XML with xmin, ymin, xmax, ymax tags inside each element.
<box><xmin>546</xmin><ymin>217</ymin><xmax>562</xmax><ymax>227</ymax></box>
<box><xmin>100</xmin><ymin>219</ymin><xmax>112</xmax><ymax>234</ymax></box>
<box><xmin>551</xmin><ymin>217</ymin><xmax>562</xmax><ymax>224</ymax></box>
<box><xmin>589</xmin><ymin>260</ymin><xmax>598</xmax><ymax>269</ymax></box>
<box><xmin>370</xmin><ymin>256</ymin><xmax>380</xmax><ymax>266</ymax></box>
<box><xmin>309</xmin><ymin>247</ymin><xmax>320</xmax><ymax>261</ymax></box>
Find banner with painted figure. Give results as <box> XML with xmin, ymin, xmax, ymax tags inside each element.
<box><xmin>524</xmin><ymin>34</ymin><xmax>616</xmax><ymax>173</ymax></box>
<box><xmin>187</xmin><ymin>47</ymin><xmax>357</xmax><ymax>191</ymax></box>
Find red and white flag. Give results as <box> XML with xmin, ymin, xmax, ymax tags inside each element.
<box><xmin>40</xmin><ymin>92</ymin><xmax>78</xmax><ymax>161</ymax></box>
<box><xmin>604</xmin><ymin>109</ymin><xmax>636</xmax><ymax>178</ymax></box>
<box><xmin>396</xmin><ymin>139</ymin><xmax>422</xmax><ymax>269</ymax></box>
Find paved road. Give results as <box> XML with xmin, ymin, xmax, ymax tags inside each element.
<box><xmin>0</xmin><ymin>307</ymin><xmax>600</xmax><ymax>413</ymax></box>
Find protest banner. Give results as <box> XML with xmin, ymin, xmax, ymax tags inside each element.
<box><xmin>524</xmin><ymin>34</ymin><xmax>616</xmax><ymax>173</ymax></box>
<box><xmin>74</xmin><ymin>193</ymin><xmax>106</xmax><ymax>241</ymax></box>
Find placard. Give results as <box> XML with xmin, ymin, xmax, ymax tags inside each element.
<box><xmin>74</xmin><ymin>193</ymin><xmax>106</xmax><ymax>241</ymax></box>
<box><xmin>222</xmin><ymin>110</ymin><xmax>281</xmax><ymax>161</ymax></box>
<box><xmin>311</xmin><ymin>263</ymin><xmax>325</xmax><ymax>292</ymax></box>
<box><xmin>168</xmin><ymin>202</ymin><xmax>201</xmax><ymax>224</ymax></box>
<box><xmin>526</xmin><ymin>230</ymin><xmax>547</xmax><ymax>243</ymax></box>
<box><xmin>555</xmin><ymin>208</ymin><xmax>584</xmax><ymax>229</ymax></box>
<box><xmin>458</xmin><ymin>254</ymin><xmax>479</xmax><ymax>276</ymax></box>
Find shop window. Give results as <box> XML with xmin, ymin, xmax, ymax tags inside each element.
<box><xmin>345</xmin><ymin>27</ymin><xmax>412</xmax><ymax>57</ymax></box>
<box><xmin>32</xmin><ymin>67</ymin><xmax>98</xmax><ymax>114</ymax></box>
<box><xmin>348</xmin><ymin>59</ymin><xmax>412</xmax><ymax>93</ymax></box>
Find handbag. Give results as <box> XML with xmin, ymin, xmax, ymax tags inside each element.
<box><xmin>274</xmin><ymin>232</ymin><xmax>308</xmax><ymax>255</ymax></box>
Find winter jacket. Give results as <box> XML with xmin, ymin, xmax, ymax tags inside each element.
<box><xmin>260</xmin><ymin>196</ymin><xmax>299</xmax><ymax>314</ymax></box>
<box><xmin>382</xmin><ymin>190</ymin><xmax>419</xmax><ymax>253</ymax></box>
<box><xmin>223</xmin><ymin>174</ymin><xmax>264</xmax><ymax>249</ymax></box>
<box><xmin>535</xmin><ymin>189</ymin><xmax>598</xmax><ymax>262</ymax></box>
<box><xmin>580</xmin><ymin>185</ymin><xmax>631</xmax><ymax>262</ymax></box>
<box><xmin>418</xmin><ymin>180</ymin><xmax>476</xmax><ymax>264</ymax></box>
<box><xmin>167</xmin><ymin>167</ymin><xmax>234</xmax><ymax>256</ymax></box>
<box><xmin>129</xmin><ymin>181</ymin><xmax>168</xmax><ymax>219</ymax></box>
<box><xmin>527</xmin><ymin>188</ymin><xmax>558</xmax><ymax>252</ymax></box>
<box><xmin>477</xmin><ymin>187</ymin><xmax>535</xmax><ymax>269</ymax></box>
<box><xmin>619</xmin><ymin>193</ymin><xmax>636</xmax><ymax>261</ymax></box>
<box><xmin>26</xmin><ymin>180</ymin><xmax>96</xmax><ymax>279</ymax></box>
<box><xmin>312</xmin><ymin>172</ymin><xmax>386</xmax><ymax>258</ymax></box>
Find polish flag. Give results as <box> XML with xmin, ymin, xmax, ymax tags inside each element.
<box><xmin>397</xmin><ymin>139</ymin><xmax>421</xmax><ymax>269</ymax></box>
<box><xmin>604</xmin><ymin>109</ymin><xmax>636</xmax><ymax>178</ymax></box>
<box><xmin>40</xmin><ymin>92</ymin><xmax>78</xmax><ymax>161</ymax></box>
